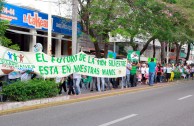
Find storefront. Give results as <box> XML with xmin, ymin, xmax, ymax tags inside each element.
<box><xmin>0</xmin><ymin>3</ymin><xmax>82</xmax><ymax>56</ymax></box>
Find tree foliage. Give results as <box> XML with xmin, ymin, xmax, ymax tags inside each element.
<box><xmin>64</xmin><ymin>0</ymin><xmax>194</xmax><ymax>60</ymax></box>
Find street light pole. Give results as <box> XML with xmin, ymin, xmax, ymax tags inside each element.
<box><xmin>72</xmin><ymin>0</ymin><xmax>78</xmax><ymax>55</ymax></box>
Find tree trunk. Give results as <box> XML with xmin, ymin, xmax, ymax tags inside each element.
<box><xmin>104</xmin><ymin>43</ymin><xmax>109</xmax><ymax>58</ymax></box>
<box><xmin>153</xmin><ymin>39</ymin><xmax>156</xmax><ymax>58</ymax></box>
<box><xmin>160</xmin><ymin>42</ymin><xmax>165</xmax><ymax>64</ymax></box>
<box><xmin>140</xmin><ymin>36</ymin><xmax>155</xmax><ymax>55</ymax></box>
<box><xmin>175</xmin><ymin>43</ymin><xmax>181</xmax><ymax>64</ymax></box>
<box><xmin>129</xmin><ymin>37</ymin><xmax>138</xmax><ymax>51</ymax></box>
<box><xmin>78</xmin><ymin>0</ymin><xmax>101</xmax><ymax>58</ymax></box>
<box><xmin>133</xmin><ymin>44</ymin><xmax>138</xmax><ymax>51</ymax></box>
<box><xmin>185</xmin><ymin>43</ymin><xmax>191</xmax><ymax>61</ymax></box>
<box><xmin>94</xmin><ymin>42</ymin><xmax>101</xmax><ymax>58</ymax></box>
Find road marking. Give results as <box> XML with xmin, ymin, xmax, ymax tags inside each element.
<box><xmin>178</xmin><ymin>95</ymin><xmax>193</xmax><ymax>100</ymax></box>
<box><xmin>98</xmin><ymin>114</ymin><xmax>138</xmax><ymax>126</ymax></box>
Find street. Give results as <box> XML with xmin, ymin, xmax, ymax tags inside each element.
<box><xmin>0</xmin><ymin>80</ymin><xmax>194</xmax><ymax>126</ymax></box>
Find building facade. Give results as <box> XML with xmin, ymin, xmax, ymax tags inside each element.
<box><xmin>0</xmin><ymin>3</ymin><xmax>82</xmax><ymax>57</ymax></box>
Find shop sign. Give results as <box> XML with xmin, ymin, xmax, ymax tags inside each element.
<box><xmin>23</xmin><ymin>12</ymin><xmax>48</xmax><ymax>29</ymax></box>
<box><xmin>0</xmin><ymin>3</ymin><xmax>82</xmax><ymax>36</ymax></box>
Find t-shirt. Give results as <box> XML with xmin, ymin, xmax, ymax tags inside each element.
<box><xmin>55</xmin><ymin>77</ymin><xmax>62</xmax><ymax>83</ymax></box>
<box><xmin>141</xmin><ymin>67</ymin><xmax>146</xmax><ymax>74</ymax></box>
<box><xmin>179</xmin><ymin>68</ymin><xmax>183</xmax><ymax>73</ymax></box>
<box><xmin>163</xmin><ymin>67</ymin><xmax>167</xmax><ymax>73</ymax></box>
<box><xmin>130</xmin><ymin>66</ymin><xmax>137</xmax><ymax>75</ymax></box>
<box><xmin>126</xmin><ymin>63</ymin><xmax>131</xmax><ymax>75</ymax></box>
<box><xmin>73</xmin><ymin>73</ymin><xmax>81</xmax><ymax>79</ymax></box>
<box><xmin>148</xmin><ymin>62</ymin><xmax>156</xmax><ymax>73</ymax></box>
<box><xmin>192</xmin><ymin>67</ymin><xmax>194</xmax><ymax>72</ymax></box>
<box><xmin>166</xmin><ymin>67</ymin><xmax>172</xmax><ymax>73</ymax></box>
<box><xmin>146</xmin><ymin>68</ymin><xmax>149</xmax><ymax>73</ymax></box>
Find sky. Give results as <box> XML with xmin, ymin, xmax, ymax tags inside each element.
<box><xmin>5</xmin><ymin>0</ymin><xmax>72</xmax><ymax>18</ymax></box>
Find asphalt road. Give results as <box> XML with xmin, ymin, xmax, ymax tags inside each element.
<box><xmin>0</xmin><ymin>80</ymin><xmax>194</xmax><ymax>126</ymax></box>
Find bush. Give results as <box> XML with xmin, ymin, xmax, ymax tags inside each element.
<box><xmin>2</xmin><ymin>79</ymin><xmax>59</xmax><ymax>101</ymax></box>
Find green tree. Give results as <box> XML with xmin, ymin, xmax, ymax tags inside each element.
<box><xmin>78</xmin><ymin>0</ymin><xmax>131</xmax><ymax>57</ymax></box>
<box><xmin>161</xmin><ymin>0</ymin><xmax>194</xmax><ymax>63</ymax></box>
<box><xmin>119</xmin><ymin>0</ymin><xmax>174</xmax><ymax>56</ymax></box>
<box><xmin>74</xmin><ymin>0</ymin><xmax>194</xmax><ymax>62</ymax></box>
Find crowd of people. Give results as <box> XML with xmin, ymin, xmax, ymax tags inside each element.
<box><xmin>1</xmin><ymin>58</ymin><xmax>194</xmax><ymax>99</ymax></box>
<box><xmin>55</xmin><ymin>58</ymin><xmax>194</xmax><ymax>96</ymax></box>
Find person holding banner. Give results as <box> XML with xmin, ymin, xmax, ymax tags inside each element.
<box><xmin>148</xmin><ymin>58</ymin><xmax>156</xmax><ymax>86</ymax></box>
<box><xmin>97</xmin><ymin>77</ymin><xmax>105</xmax><ymax>92</ymax></box>
<box><xmin>59</xmin><ymin>77</ymin><xmax>67</xmax><ymax>95</ymax></box>
<box><xmin>67</xmin><ymin>74</ymin><xmax>75</xmax><ymax>95</ymax></box>
<box><xmin>73</xmin><ymin>73</ymin><xmax>82</xmax><ymax>95</ymax></box>
<box><xmin>90</xmin><ymin>77</ymin><xmax>96</xmax><ymax>92</ymax></box>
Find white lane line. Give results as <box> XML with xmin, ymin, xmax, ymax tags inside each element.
<box><xmin>98</xmin><ymin>114</ymin><xmax>138</xmax><ymax>126</ymax></box>
<box><xmin>178</xmin><ymin>95</ymin><xmax>193</xmax><ymax>101</ymax></box>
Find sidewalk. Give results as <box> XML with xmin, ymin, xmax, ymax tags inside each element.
<box><xmin>0</xmin><ymin>80</ymin><xmax>182</xmax><ymax>115</ymax></box>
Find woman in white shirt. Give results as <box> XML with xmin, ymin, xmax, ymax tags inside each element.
<box><xmin>140</xmin><ymin>64</ymin><xmax>146</xmax><ymax>84</ymax></box>
<box><xmin>166</xmin><ymin>64</ymin><xmax>172</xmax><ymax>82</ymax></box>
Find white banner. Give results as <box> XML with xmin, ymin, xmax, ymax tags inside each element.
<box><xmin>0</xmin><ymin>46</ymin><xmax>127</xmax><ymax>78</ymax></box>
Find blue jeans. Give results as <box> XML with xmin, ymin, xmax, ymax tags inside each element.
<box><xmin>126</xmin><ymin>74</ymin><xmax>130</xmax><ymax>87</ymax></box>
<box><xmin>149</xmin><ymin>72</ymin><xmax>155</xmax><ymax>86</ymax></box>
<box><xmin>97</xmin><ymin>77</ymin><xmax>105</xmax><ymax>92</ymax></box>
<box><xmin>121</xmin><ymin>77</ymin><xmax>125</xmax><ymax>89</ymax></box>
<box><xmin>105</xmin><ymin>78</ymin><xmax>111</xmax><ymax>90</ymax></box>
<box><xmin>73</xmin><ymin>78</ymin><xmax>81</xmax><ymax>95</ymax></box>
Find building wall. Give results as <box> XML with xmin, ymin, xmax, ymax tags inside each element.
<box><xmin>78</xmin><ymin>34</ymin><xmax>114</xmax><ymax>53</ymax></box>
<box><xmin>1</xmin><ymin>3</ymin><xmax>82</xmax><ymax>57</ymax></box>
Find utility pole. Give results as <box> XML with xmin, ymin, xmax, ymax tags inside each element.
<box><xmin>47</xmin><ymin>2</ymin><xmax>52</xmax><ymax>55</ymax></box>
<box><xmin>114</xmin><ymin>42</ymin><xmax>116</xmax><ymax>53</ymax></box>
<box><xmin>72</xmin><ymin>0</ymin><xmax>78</xmax><ymax>55</ymax></box>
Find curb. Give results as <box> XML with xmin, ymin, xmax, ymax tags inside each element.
<box><xmin>0</xmin><ymin>81</ymin><xmax>180</xmax><ymax>116</ymax></box>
